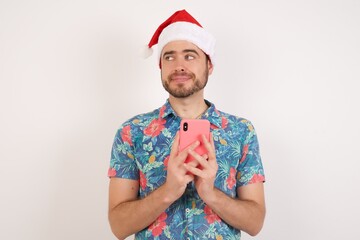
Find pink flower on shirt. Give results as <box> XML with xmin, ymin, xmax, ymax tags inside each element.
<box><xmin>159</xmin><ymin>105</ymin><xmax>166</xmax><ymax>118</ymax></box>
<box><xmin>249</xmin><ymin>174</ymin><xmax>265</xmax><ymax>184</ymax></box>
<box><xmin>240</xmin><ymin>144</ymin><xmax>249</xmax><ymax>163</ymax></box>
<box><xmin>163</xmin><ymin>155</ymin><xmax>170</xmax><ymax>170</ymax></box>
<box><xmin>107</xmin><ymin>168</ymin><xmax>117</xmax><ymax>177</ymax></box>
<box><xmin>144</xmin><ymin>118</ymin><xmax>166</xmax><ymax>137</ymax></box>
<box><xmin>139</xmin><ymin>170</ymin><xmax>147</xmax><ymax>190</ymax></box>
<box><xmin>221</xmin><ymin>117</ymin><xmax>228</xmax><ymax>129</ymax></box>
<box><xmin>121</xmin><ymin>125</ymin><xmax>133</xmax><ymax>146</ymax></box>
<box><xmin>149</xmin><ymin>212</ymin><xmax>167</xmax><ymax>237</ymax></box>
<box><xmin>204</xmin><ymin>205</ymin><xmax>221</xmax><ymax>224</ymax></box>
<box><xmin>226</xmin><ymin>167</ymin><xmax>236</xmax><ymax>189</ymax></box>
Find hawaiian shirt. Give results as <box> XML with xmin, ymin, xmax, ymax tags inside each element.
<box><xmin>108</xmin><ymin>99</ymin><xmax>265</xmax><ymax>240</ymax></box>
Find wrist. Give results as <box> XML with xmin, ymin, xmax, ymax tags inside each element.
<box><xmin>160</xmin><ymin>182</ymin><xmax>178</xmax><ymax>205</ymax></box>
<box><xmin>200</xmin><ymin>187</ymin><xmax>218</xmax><ymax>205</ymax></box>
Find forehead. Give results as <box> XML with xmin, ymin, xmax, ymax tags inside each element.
<box><xmin>161</xmin><ymin>40</ymin><xmax>204</xmax><ymax>55</ymax></box>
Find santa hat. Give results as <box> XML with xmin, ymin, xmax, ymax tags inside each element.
<box><xmin>143</xmin><ymin>9</ymin><xmax>216</xmax><ymax>65</ymax></box>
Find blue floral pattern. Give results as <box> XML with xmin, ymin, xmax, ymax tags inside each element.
<box><xmin>108</xmin><ymin>99</ymin><xmax>265</xmax><ymax>239</ymax></box>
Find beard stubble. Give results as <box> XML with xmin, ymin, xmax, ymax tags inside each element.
<box><xmin>162</xmin><ymin>70</ymin><xmax>209</xmax><ymax>98</ymax></box>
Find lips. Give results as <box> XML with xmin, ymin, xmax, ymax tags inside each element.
<box><xmin>172</xmin><ymin>75</ymin><xmax>191</xmax><ymax>83</ymax></box>
<box><xmin>169</xmin><ymin>73</ymin><xmax>194</xmax><ymax>83</ymax></box>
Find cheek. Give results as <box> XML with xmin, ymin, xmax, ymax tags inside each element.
<box><xmin>161</xmin><ymin>65</ymin><xmax>172</xmax><ymax>77</ymax></box>
<box><xmin>160</xmin><ymin>69</ymin><xmax>169</xmax><ymax>81</ymax></box>
<box><xmin>161</xmin><ymin>61</ymin><xmax>173</xmax><ymax>70</ymax></box>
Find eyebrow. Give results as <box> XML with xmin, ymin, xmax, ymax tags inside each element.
<box><xmin>162</xmin><ymin>50</ymin><xmax>176</xmax><ymax>57</ymax></box>
<box><xmin>162</xmin><ymin>49</ymin><xmax>200</xmax><ymax>57</ymax></box>
<box><xmin>183</xmin><ymin>49</ymin><xmax>200</xmax><ymax>56</ymax></box>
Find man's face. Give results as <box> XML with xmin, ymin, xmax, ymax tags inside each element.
<box><xmin>160</xmin><ymin>40</ymin><xmax>213</xmax><ymax>98</ymax></box>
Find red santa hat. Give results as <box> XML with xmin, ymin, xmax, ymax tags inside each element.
<box><xmin>143</xmin><ymin>9</ymin><xmax>216</xmax><ymax>65</ymax></box>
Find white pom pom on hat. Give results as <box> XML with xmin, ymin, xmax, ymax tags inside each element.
<box><xmin>143</xmin><ymin>9</ymin><xmax>216</xmax><ymax>66</ymax></box>
<box><xmin>140</xmin><ymin>44</ymin><xmax>154</xmax><ymax>59</ymax></box>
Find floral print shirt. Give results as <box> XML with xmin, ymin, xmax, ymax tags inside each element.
<box><xmin>108</xmin><ymin>99</ymin><xmax>265</xmax><ymax>240</ymax></box>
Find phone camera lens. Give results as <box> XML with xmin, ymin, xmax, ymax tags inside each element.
<box><xmin>183</xmin><ymin>122</ymin><xmax>188</xmax><ymax>131</ymax></box>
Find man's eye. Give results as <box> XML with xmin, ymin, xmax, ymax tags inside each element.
<box><xmin>164</xmin><ymin>56</ymin><xmax>174</xmax><ymax>61</ymax></box>
<box><xmin>185</xmin><ymin>55</ymin><xmax>195</xmax><ymax>60</ymax></box>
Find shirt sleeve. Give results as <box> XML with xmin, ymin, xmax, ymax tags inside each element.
<box><xmin>107</xmin><ymin>124</ymin><xmax>139</xmax><ymax>180</ymax></box>
<box><xmin>236</xmin><ymin>121</ymin><xmax>265</xmax><ymax>187</ymax></box>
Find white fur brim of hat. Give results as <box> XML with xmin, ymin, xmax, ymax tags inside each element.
<box><xmin>157</xmin><ymin>22</ymin><xmax>216</xmax><ymax>64</ymax></box>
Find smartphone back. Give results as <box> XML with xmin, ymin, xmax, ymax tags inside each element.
<box><xmin>179</xmin><ymin>119</ymin><xmax>210</xmax><ymax>163</ymax></box>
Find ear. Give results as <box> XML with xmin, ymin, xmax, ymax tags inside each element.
<box><xmin>207</xmin><ymin>59</ymin><xmax>214</xmax><ymax>75</ymax></box>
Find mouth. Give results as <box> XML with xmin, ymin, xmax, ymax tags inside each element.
<box><xmin>170</xmin><ymin>73</ymin><xmax>194</xmax><ymax>83</ymax></box>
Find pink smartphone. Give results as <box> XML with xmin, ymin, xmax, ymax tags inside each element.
<box><xmin>179</xmin><ymin>119</ymin><xmax>210</xmax><ymax>163</ymax></box>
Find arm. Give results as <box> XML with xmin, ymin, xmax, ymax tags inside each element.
<box><xmin>184</xmin><ymin>134</ymin><xmax>266</xmax><ymax>236</ymax></box>
<box><xmin>108</xmin><ymin>178</ymin><xmax>173</xmax><ymax>239</ymax></box>
<box><xmin>108</xmin><ymin>133</ymin><xmax>198</xmax><ymax>239</ymax></box>
<box><xmin>203</xmin><ymin>182</ymin><xmax>265</xmax><ymax>236</ymax></box>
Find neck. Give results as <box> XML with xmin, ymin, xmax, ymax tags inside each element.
<box><xmin>168</xmin><ymin>93</ymin><xmax>208</xmax><ymax>119</ymax></box>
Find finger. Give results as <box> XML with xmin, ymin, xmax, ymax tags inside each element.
<box><xmin>169</xmin><ymin>132</ymin><xmax>190</xmax><ymax>167</ymax></box>
<box><xmin>188</xmin><ymin>149</ymin><xmax>209</xmax><ymax>168</ymax></box>
<box><xmin>177</xmin><ymin>140</ymin><xmax>200</xmax><ymax>164</ymax></box>
<box><xmin>186</xmin><ymin>157</ymin><xmax>199</xmax><ymax>168</ymax></box>
<box><xmin>202</xmin><ymin>133</ymin><xmax>216</xmax><ymax>161</ymax></box>
<box><xmin>184</xmin><ymin>174</ymin><xmax>195</xmax><ymax>184</ymax></box>
<box><xmin>169</xmin><ymin>132</ymin><xmax>180</xmax><ymax>159</ymax></box>
<box><xmin>184</xmin><ymin>163</ymin><xmax>205</xmax><ymax>178</ymax></box>
<box><xmin>185</xmin><ymin>140</ymin><xmax>200</xmax><ymax>152</ymax></box>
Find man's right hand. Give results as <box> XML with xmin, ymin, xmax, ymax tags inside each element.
<box><xmin>163</xmin><ymin>132</ymin><xmax>199</xmax><ymax>202</ymax></box>
<box><xmin>108</xmin><ymin>132</ymin><xmax>201</xmax><ymax>239</ymax></box>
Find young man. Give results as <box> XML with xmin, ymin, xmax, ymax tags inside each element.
<box><xmin>108</xmin><ymin>10</ymin><xmax>266</xmax><ymax>240</ymax></box>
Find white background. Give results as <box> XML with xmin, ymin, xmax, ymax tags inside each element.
<box><xmin>1</xmin><ymin>0</ymin><xmax>360</xmax><ymax>239</ymax></box>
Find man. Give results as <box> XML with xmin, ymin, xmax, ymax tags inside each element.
<box><xmin>108</xmin><ymin>9</ymin><xmax>265</xmax><ymax>240</ymax></box>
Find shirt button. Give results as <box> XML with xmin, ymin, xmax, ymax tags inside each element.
<box><xmin>185</xmin><ymin>208</ymin><xmax>190</xmax><ymax>214</ymax></box>
<box><xmin>187</xmin><ymin>238</ymin><xmax>190</xmax><ymax>240</ymax></box>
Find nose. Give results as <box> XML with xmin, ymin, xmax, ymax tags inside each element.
<box><xmin>174</xmin><ymin>61</ymin><xmax>185</xmax><ymax>72</ymax></box>
<box><xmin>175</xmin><ymin>67</ymin><xmax>185</xmax><ymax>72</ymax></box>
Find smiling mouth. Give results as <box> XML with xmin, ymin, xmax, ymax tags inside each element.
<box><xmin>170</xmin><ymin>73</ymin><xmax>194</xmax><ymax>83</ymax></box>
<box><xmin>171</xmin><ymin>76</ymin><xmax>191</xmax><ymax>83</ymax></box>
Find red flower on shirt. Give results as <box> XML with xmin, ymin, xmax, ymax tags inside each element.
<box><xmin>240</xmin><ymin>144</ymin><xmax>249</xmax><ymax>163</ymax></box>
<box><xmin>159</xmin><ymin>105</ymin><xmax>166</xmax><ymax>118</ymax></box>
<box><xmin>221</xmin><ymin>117</ymin><xmax>228</xmax><ymax>129</ymax></box>
<box><xmin>144</xmin><ymin>118</ymin><xmax>166</xmax><ymax>137</ymax></box>
<box><xmin>249</xmin><ymin>174</ymin><xmax>265</xmax><ymax>184</ymax></box>
<box><xmin>226</xmin><ymin>167</ymin><xmax>236</xmax><ymax>189</ymax></box>
<box><xmin>163</xmin><ymin>155</ymin><xmax>170</xmax><ymax>170</ymax></box>
<box><xmin>149</xmin><ymin>212</ymin><xmax>167</xmax><ymax>237</ymax></box>
<box><xmin>204</xmin><ymin>205</ymin><xmax>221</xmax><ymax>224</ymax></box>
<box><xmin>121</xmin><ymin>125</ymin><xmax>133</xmax><ymax>146</ymax></box>
<box><xmin>107</xmin><ymin>168</ymin><xmax>117</xmax><ymax>177</ymax></box>
<box><xmin>139</xmin><ymin>170</ymin><xmax>147</xmax><ymax>190</ymax></box>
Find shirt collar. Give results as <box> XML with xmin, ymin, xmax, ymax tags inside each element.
<box><xmin>159</xmin><ymin>99</ymin><xmax>177</xmax><ymax>119</ymax></box>
<box><xmin>159</xmin><ymin>99</ymin><xmax>223</xmax><ymax>129</ymax></box>
<box><xmin>203</xmin><ymin>100</ymin><xmax>223</xmax><ymax>128</ymax></box>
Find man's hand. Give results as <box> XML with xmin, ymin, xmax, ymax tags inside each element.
<box><xmin>184</xmin><ymin>133</ymin><xmax>218</xmax><ymax>203</ymax></box>
<box><xmin>163</xmin><ymin>132</ymin><xmax>200</xmax><ymax>202</ymax></box>
<box><xmin>184</xmin><ymin>133</ymin><xmax>265</xmax><ymax>235</ymax></box>
<box><xmin>108</xmin><ymin>132</ymin><xmax>203</xmax><ymax>239</ymax></box>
